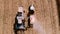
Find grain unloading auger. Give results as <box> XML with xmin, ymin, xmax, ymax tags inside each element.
<box><xmin>14</xmin><ymin>4</ymin><xmax>35</xmax><ymax>34</ymax></box>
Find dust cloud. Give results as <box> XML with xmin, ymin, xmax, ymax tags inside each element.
<box><xmin>31</xmin><ymin>15</ymin><xmax>46</xmax><ymax>34</ymax></box>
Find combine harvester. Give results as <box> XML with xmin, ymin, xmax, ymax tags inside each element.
<box><xmin>14</xmin><ymin>4</ymin><xmax>35</xmax><ymax>34</ymax></box>
<box><xmin>13</xmin><ymin>4</ymin><xmax>46</xmax><ymax>34</ymax></box>
<box><xmin>14</xmin><ymin>6</ymin><xmax>25</xmax><ymax>34</ymax></box>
